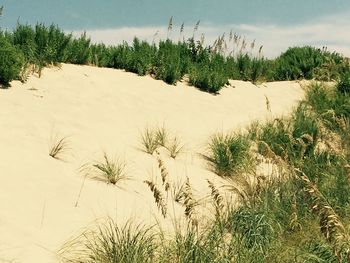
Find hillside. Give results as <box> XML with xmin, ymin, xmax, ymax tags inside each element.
<box><xmin>0</xmin><ymin>64</ymin><xmax>304</xmax><ymax>262</ymax></box>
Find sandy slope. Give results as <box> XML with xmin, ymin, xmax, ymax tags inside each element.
<box><xmin>0</xmin><ymin>64</ymin><xmax>304</xmax><ymax>262</ymax></box>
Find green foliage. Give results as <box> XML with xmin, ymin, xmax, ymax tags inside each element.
<box><xmin>126</xmin><ymin>38</ymin><xmax>156</xmax><ymax>76</ymax></box>
<box><xmin>0</xmin><ymin>35</ymin><xmax>24</xmax><ymax>86</ymax></box>
<box><xmin>189</xmin><ymin>54</ymin><xmax>229</xmax><ymax>93</ymax></box>
<box><xmin>257</xmin><ymin>104</ymin><xmax>319</xmax><ymax>164</ymax></box>
<box><xmin>63</xmin><ymin>220</ymin><xmax>156</xmax><ymax>263</ymax></box>
<box><xmin>12</xmin><ymin>24</ymin><xmax>36</xmax><ymax>63</ymax></box>
<box><xmin>33</xmin><ymin>23</ymin><xmax>71</xmax><ymax>66</ymax></box>
<box><xmin>227</xmin><ymin>206</ymin><xmax>274</xmax><ymax>253</ymax></box>
<box><xmin>3</xmin><ymin>21</ymin><xmax>350</xmax><ymax>93</ymax></box>
<box><xmin>65</xmin><ymin>32</ymin><xmax>91</xmax><ymax>65</ymax></box>
<box><xmin>89</xmin><ymin>43</ymin><xmax>114</xmax><ymax>67</ymax></box>
<box><xmin>207</xmin><ymin>133</ymin><xmax>253</xmax><ymax>176</ymax></box>
<box><xmin>155</xmin><ymin>40</ymin><xmax>183</xmax><ymax>84</ymax></box>
<box><xmin>337</xmin><ymin>72</ymin><xmax>350</xmax><ymax>94</ymax></box>
<box><xmin>274</xmin><ymin>46</ymin><xmax>349</xmax><ymax>81</ymax></box>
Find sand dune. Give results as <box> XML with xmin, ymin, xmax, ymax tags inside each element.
<box><xmin>0</xmin><ymin>64</ymin><xmax>304</xmax><ymax>262</ymax></box>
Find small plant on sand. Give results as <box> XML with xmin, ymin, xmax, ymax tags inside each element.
<box><xmin>140</xmin><ymin>127</ymin><xmax>159</xmax><ymax>154</ymax></box>
<box><xmin>155</xmin><ymin>125</ymin><xmax>168</xmax><ymax>147</ymax></box>
<box><xmin>93</xmin><ymin>153</ymin><xmax>127</xmax><ymax>185</ymax></box>
<box><xmin>166</xmin><ymin>136</ymin><xmax>184</xmax><ymax>159</ymax></box>
<box><xmin>207</xmin><ymin>133</ymin><xmax>253</xmax><ymax>177</ymax></box>
<box><xmin>141</xmin><ymin>125</ymin><xmax>179</xmax><ymax>155</ymax></box>
<box><xmin>48</xmin><ymin>135</ymin><xmax>70</xmax><ymax>160</ymax></box>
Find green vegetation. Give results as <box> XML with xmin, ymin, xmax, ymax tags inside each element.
<box><xmin>207</xmin><ymin>133</ymin><xmax>253</xmax><ymax>176</ymax></box>
<box><xmin>62</xmin><ymin>220</ymin><xmax>156</xmax><ymax>263</ymax></box>
<box><xmin>1</xmin><ymin>17</ymin><xmax>349</xmax><ymax>91</ymax></box>
<box><xmin>0</xmin><ymin>34</ymin><xmax>24</xmax><ymax>86</ymax></box>
<box><xmin>337</xmin><ymin>72</ymin><xmax>350</xmax><ymax>94</ymax></box>
<box><xmin>140</xmin><ymin>125</ymin><xmax>184</xmax><ymax>158</ymax></box>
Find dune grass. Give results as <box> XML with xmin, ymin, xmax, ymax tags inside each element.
<box><xmin>61</xmin><ymin>219</ymin><xmax>156</xmax><ymax>263</ymax></box>
<box><xmin>140</xmin><ymin>125</ymin><xmax>184</xmax><ymax>158</ymax></box>
<box><xmin>206</xmin><ymin>132</ymin><xmax>254</xmax><ymax>177</ymax></box>
<box><xmin>92</xmin><ymin>153</ymin><xmax>127</xmax><ymax>185</ymax></box>
<box><xmin>48</xmin><ymin>135</ymin><xmax>70</xmax><ymax>160</ymax></box>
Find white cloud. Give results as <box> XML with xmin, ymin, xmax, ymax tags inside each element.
<box><xmin>69</xmin><ymin>11</ymin><xmax>350</xmax><ymax>58</ymax></box>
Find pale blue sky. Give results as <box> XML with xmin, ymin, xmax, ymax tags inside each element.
<box><xmin>1</xmin><ymin>1</ymin><xmax>350</xmax><ymax>57</ymax></box>
<box><xmin>1</xmin><ymin>0</ymin><xmax>349</xmax><ymax>29</ymax></box>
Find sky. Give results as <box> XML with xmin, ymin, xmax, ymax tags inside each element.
<box><xmin>1</xmin><ymin>0</ymin><xmax>350</xmax><ymax>57</ymax></box>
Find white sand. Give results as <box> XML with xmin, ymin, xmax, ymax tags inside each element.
<box><xmin>0</xmin><ymin>64</ymin><xmax>304</xmax><ymax>262</ymax></box>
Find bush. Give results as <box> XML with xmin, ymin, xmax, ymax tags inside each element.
<box><xmin>65</xmin><ymin>32</ymin><xmax>91</xmax><ymax>65</ymax></box>
<box><xmin>0</xmin><ymin>36</ymin><xmax>24</xmax><ymax>86</ymax></box>
<box><xmin>89</xmin><ymin>43</ymin><xmax>114</xmax><ymax>67</ymax></box>
<box><xmin>189</xmin><ymin>54</ymin><xmax>228</xmax><ymax>93</ymax></box>
<box><xmin>126</xmin><ymin>38</ymin><xmax>156</xmax><ymax>76</ymax></box>
<box><xmin>274</xmin><ymin>46</ymin><xmax>350</xmax><ymax>81</ymax></box>
<box><xmin>155</xmin><ymin>40</ymin><xmax>183</xmax><ymax>84</ymax></box>
<box><xmin>12</xmin><ymin>24</ymin><xmax>36</xmax><ymax>63</ymax></box>
<box><xmin>337</xmin><ymin>72</ymin><xmax>350</xmax><ymax>94</ymax></box>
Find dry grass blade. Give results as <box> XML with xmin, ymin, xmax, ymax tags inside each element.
<box><xmin>166</xmin><ymin>136</ymin><xmax>184</xmax><ymax>159</ymax></box>
<box><xmin>144</xmin><ymin>180</ymin><xmax>167</xmax><ymax>218</ymax></box>
<box><xmin>207</xmin><ymin>180</ymin><xmax>224</xmax><ymax>217</ymax></box>
<box><xmin>183</xmin><ymin>177</ymin><xmax>197</xmax><ymax>226</ymax></box>
<box><xmin>49</xmin><ymin>135</ymin><xmax>70</xmax><ymax>160</ymax></box>
<box><xmin>156</xmin><ymin>155</ymin><xmax>170</xmax><ymax>192</ymax></box>
<box><xmin>155</xmin><ymin>125</ymin><xmax>168</xmax><ymax>147</ymax></box>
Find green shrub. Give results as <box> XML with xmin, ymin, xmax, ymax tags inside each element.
<box><xmin>189</xmin><ymin>54</ymin><xmax>228</xmax><ymax>93</ymax></box>
<box><xmin>125</xmin><ymin>38</ymin><xmax>156</xmax><ymax>76</ymax></box>
<box><xmin>111</xmin><ymin>42</ymin><xmax>132</xmax><ymax>69</ymax></box>
<box><xmin>155</xmin><ymin>40</ymin><xmax>183</xmax><ymax>84</ymax></box>
<box><xmin>337</xmin><ymin>72</ymin><xmax>350</xmax><ymax>94</ymax></box>
<box><xmin>274</xmin><ymin>46</ymin><xmax>350</xmax><ymax>81</ymax></box>
<box><xmin>0</xmin><ymin>36</ymin><xmax>24</xmax><ymax>86</ymax></box>
<box><xmin>65</xmin><ymin>32</ymin><xmax>91</xmax><ymax>64</ymax></box>
<box><xmin>13</xmin><ymin>24</ymin><xmax>36</xmax><ymax>63</ymax></box>
<box><xmin>236</xmin><ymin>53</ymin><xmax>252</xmax><ymax>81</ymax></box>
<box><xmin>89</xmin><ymin>43</ymin><xmax>114</xmax><ymax>67</ymax></box>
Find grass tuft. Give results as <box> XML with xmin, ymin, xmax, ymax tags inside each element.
<box><xmin>166</xmin><ymin>136</ymin><xmax>184</xmax><ymax>159</ymax></box>
<box><xmin>61</xmin><ymin>219</ymin><xmax>156</xmax><ymax>263</ymax></box>
<box><xmin>48</xmin><ymin>135</ymin><xmax>70</xmax><ymax>160</ymax></box>
<box><xmin>207</xmin><ymin>132</ymin><xmax>253</xmax><ymax>177</ymax></box>
<box><xmin>93</xmin><ymin>153</ymin><xmax>127</xmax><ymax>185</ymax></box>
